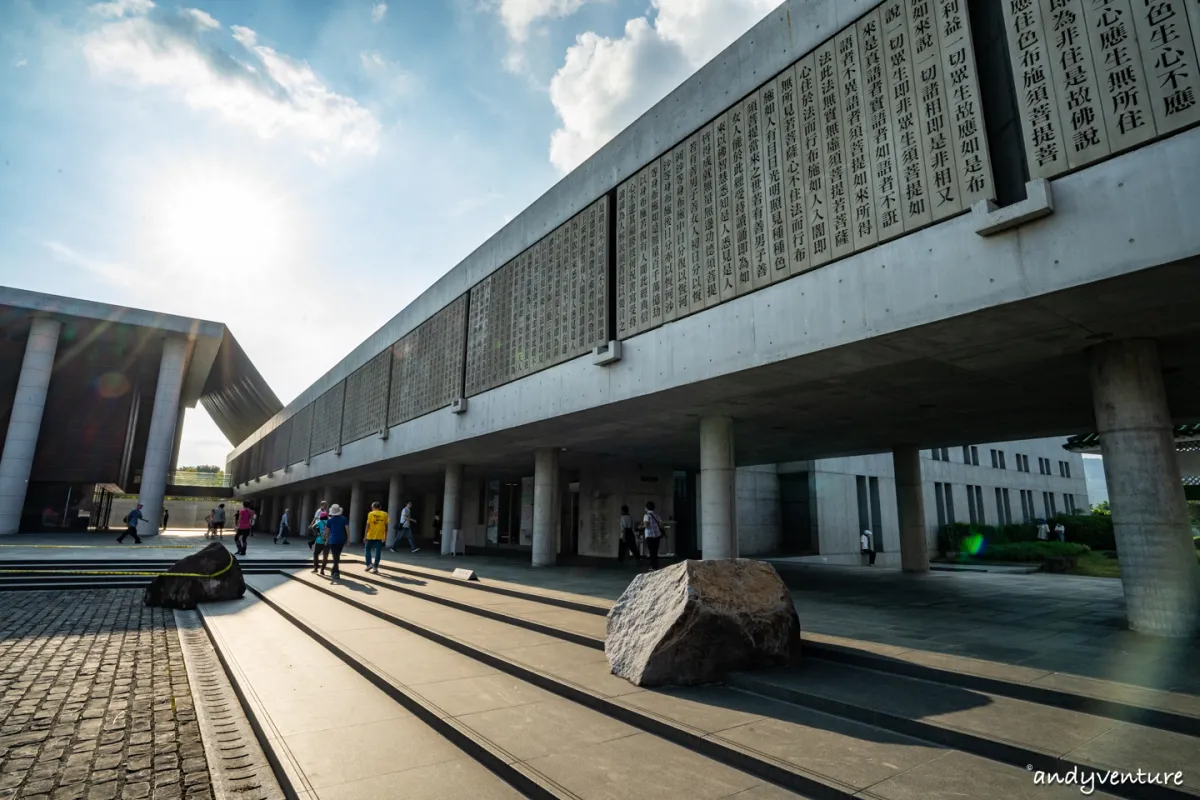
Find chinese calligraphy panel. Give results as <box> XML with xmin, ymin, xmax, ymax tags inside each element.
<box><xmin>730</xmin><ymin>100</ymin><xmax>755</xmax><ymax>294</ymax></box>
<box><xmin>779</xmin><ymin>65</ymin><xmax>812</xmax><ymax>273</ymax></box>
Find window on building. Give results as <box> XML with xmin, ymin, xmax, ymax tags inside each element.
<box><xmin>1050</xmin><ymin>493</ymin><xmax>1058</xmax><ymax>517</ymax></box>
<box><xmin>941</xmin><ymin>447</ymin><xmax>950</xmax><ymax>462</ymax></box>
<box><xmin>967</xmin><ymin>485</ymin><xmax>978</xmax><ymax>524</ymax></box>
<box><xmin>990</xmin><ymin>449</ymin><xmax>998</xmax><ymax>468</ymax></box>
<box><xmin>972</xmin><ymin>446</ymin><xmax>980</xmax><ymax>466</ymax></box>
<box><xmin>999</xmin><ymin>451</ymin><xmax>1006</xmax><ymax>470</ymax></box>
<box><xmin>995</xmin><ymin>487</ymin><xmax>1013</xmax><ymax>525</ymax></box>
<box><xmin>995</xmin><ymin>487</ymin><xmax>1003</xmax><ymax>523</ymax></box>
<box><xmin>962</xmin><ymin>445</ymin><xmax>969</xmax><ymax>464</ymax></box>
<box><xmin>931</xmin><ymin>449</ymin><xmax>940</xmax><ymax>461</ymax></box>
<box><xmin>1019</xmin><ymin>490</ymin><xmax>1029</xmax><ymax>522</ymax></box>
<box><xmin>1064</xmin><ymin>494</ymin><xmax>1076</xmax><ymax>514</ymax></box>
<box><xmin>1002</xmin><ymin>488</ymin><xmax>1013</xmax><ymax>525</ymax></box>
<box><xmin>975</xmin><ymin>485</ymin><xmax>985</xmax><ymax>523</ymax></box>
<box><xmin>1017</xmin><ymin>454</ymin><xmax>1029</xmax><ymax>473</ymax></box>
<box><xmin>935</xmin><ymin>483</ymin><xmax>947</xmax><ymax>528</ymax></box>
<box><xmin>1042</xmin><ymin>491</ymin><xmax>1052</xmax><ymax>519</ymax></box>
<box><xmin>1063</xmin><ymin>461</ymin><xmax>1072</xmax><ymax>479</ymax></box>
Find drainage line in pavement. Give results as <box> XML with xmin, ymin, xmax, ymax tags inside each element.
<box><xmin>275</xmin><ymin>574</ymin><xmax>858</xmax><ymax>800</ymax></box>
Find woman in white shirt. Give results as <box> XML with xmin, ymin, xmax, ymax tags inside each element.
<box><xmin>618</xmin><ymin>505</ymin><xmax>641</xmax><ymax>564</ymax></box>
<box><xmin>641</xmin><ymin>501</ymin><xmax>664</xmax><ymax>570</ymax></box>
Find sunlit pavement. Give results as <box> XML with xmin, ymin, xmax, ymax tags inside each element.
<box><xmin>0</xmin><ymin>530</ymin><xmax>307</xmax><ymax>562</ymax></box>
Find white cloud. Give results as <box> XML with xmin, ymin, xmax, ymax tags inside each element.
<box><xmin>44</xmin><ymin>240</ymin><xmax>140</xmax><ymax>286</ymax></box>
<box><xmin>181</xmin><ymin>8</ymin><xmax>220</xmax><ymax>30</ymax></box>
<box><xmin>371</xmin><ymin>2</ymin><xmax>388</xmax><ymax>23</ymax></box>
<box><xmin>547</xmin><ymin>0</ymin><xmax>776</xmax><ymax>174</ymax></box>
<box><xmin>89</xmin><ymin>0</ymin><xmax>155</xmax><ymax>18</ymax></box>
<box><xmin>491</xmin><ymin>0</ymin><xmax>599</xmax><ymax>73</ymax></box>
<box><xmin>82</xmin><ymin>14</ymin><xmax>381</xmax><ymax>163</ymax></box>
<box><xmin>14</xmin><ymin>58</ymin><xmax>28</xmax><ymax>68</ymax></box>
<box><xmin>360</xmin><ymin>51</ymin><xmax>416</xmax><ymax>97</ymax></box>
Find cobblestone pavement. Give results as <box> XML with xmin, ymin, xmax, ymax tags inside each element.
<box><xmin>0</xmin><ymin>590</ymin><xmax>212</xmax><ymax>800</ymax></box>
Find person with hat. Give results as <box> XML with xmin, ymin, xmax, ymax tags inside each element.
<box><xmin>323</xmin><ymin>503</ymin><xmax>350</xmax><ymax>581</ymax></box>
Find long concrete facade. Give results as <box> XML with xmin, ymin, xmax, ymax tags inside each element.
<box><xmin>229</xmin><ymin>0</ymin><xmax>1200</xmax><ymax>635</ymax></box>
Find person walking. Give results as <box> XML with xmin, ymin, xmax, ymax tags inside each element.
<box><xmin>275</xmin><ymin>507</ymin><xmax>291</xmax><ymax>545</ymax></box>
<box><xmin>617</xmin><ymin>505</ymin><xmax>641</xmax><ymax>564</ymax></box>
<box><xmin>860</xmin><ymin>529</ymin><xmax>877</xmax><ymax>566</ymax></box>
<box><xmin>390</xmin><ymin>501</ymin><xmax>419</xmax><ymax>553</ymax></box>
<box><xmin>311</xmin><ymin>513</ymin><xmax>329</xmax><ymax>574</ymax></box>
<box><xmin>324</xmin><ymin>504</ymin><xmax>349</xmax><ymax>580</ymax></box>
<box><xmin>309</xmin><ymin>501</ymin><xmax>329</xmax><ymax>550</ymax></box>
<box><xmin>432</xmin><ymin>513</ymin><xmax>442</xmax><ymax>549</ymax></box>
<box><xmin>162</xmin><ymin>507</ymin><xmax>170</xmax><ymax>531</ymax></box>
<box><xmin>641</xmin><ymin>501</ymin><xmax>664</xmax><ymax>570</ymax></box>
<box><xmin>234</xmin><ymin>502</ymin><xmax>254</xmax><ymax>556</ymax></box>
<box><xmin>364</xmin><ymin>502</ymin><xmax>389</xmax><ymax>573</ymax></box>
<box><xmin>116</xmin><ymin>503</ymin><xmax>144</xmax><ymax>544</ymax></box>
<box><xmin>1037</xmin><ymin>518</ymin><xmax>1050</xmax><ymax>541</ymax></box>
<box><xmin>1054</xmin><ymin>520</ymin><xmax>1066</xmax><ymax>542</ymax></box>
<box><xmin>211</xmin><ymin>504</ymin><xmax>226</xmax><ymax>538</ymax></box>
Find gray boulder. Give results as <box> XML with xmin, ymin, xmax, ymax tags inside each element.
<box><xmin>143</xmin><ymin>542</ymin><xmax>246</xmax><ymax>610</ymax></box>
<box><xmin>606</xmin><ymin>559</ymin><xmax>801</xmax><ymax>687</ymax></box>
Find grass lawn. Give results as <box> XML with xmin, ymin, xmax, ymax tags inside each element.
<box><xmin>1068</xmin><ymin>551</ymin><xmax>1121</xmax><ymax>578</ymax></box>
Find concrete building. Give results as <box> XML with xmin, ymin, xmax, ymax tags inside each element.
<box><xmin>226</xmin><ymin>0</ymin><xmax>1200</xmax><ymax>636</ymax></box>
<box><xmin>776</xmin><ymin>438</ymin><xmax>1089</xmax><ymax>568</ymax></box>
<box><xmin>0</xmin><ymin>287</ymin><xmax>277</xmax><ymax>536</ymax></box>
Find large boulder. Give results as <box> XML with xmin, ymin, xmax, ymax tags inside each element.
<box><xmin>143</xmin><ymin>542</ymin><xmax>245</xmax><ymax>610</ymax></box>
<box><xmin>606</xmin><ymin>559</ymin><xmax>801</xmax><ymax>687</ymax></box>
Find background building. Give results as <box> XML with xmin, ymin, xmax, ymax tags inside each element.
<box><xmin>0</xmin><ymin>286</ymin><xmax>277</xmax><ymax>535</ymax></box>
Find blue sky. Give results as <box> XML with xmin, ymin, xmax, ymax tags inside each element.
<box><xmin>0</xmin><ymin>0</ymin><xmax>778</xmax><ymax>467</ymax></box>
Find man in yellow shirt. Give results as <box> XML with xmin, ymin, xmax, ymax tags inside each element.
<box><xmin>364</xmin><ymin>502</ymin><xmax>389</xmax><ymax>573</ymax></box>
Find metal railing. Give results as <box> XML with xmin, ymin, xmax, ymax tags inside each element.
<box><xmin>166</xmin><ymin>470</ymin><xmax>232</xmax><ymax>488</ymax></box>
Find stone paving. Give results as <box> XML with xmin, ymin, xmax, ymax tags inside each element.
<box><xmin>0</xmin><ymin>590</ymin><xmax>212</xmax><ymax>800</ymax></box>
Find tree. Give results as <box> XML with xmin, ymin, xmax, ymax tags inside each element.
<box><xmin>1091</xmin><ymin>500</ymin><xmax>1111</xmax><ymax>516</ymax></box>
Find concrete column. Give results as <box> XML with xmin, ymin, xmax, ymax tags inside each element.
<box><xmin>1090</xmin><ymin>340</ymin><xmax>1199</xmax><ymax>637</ymax></box>
<box><xmin>349</xmin><ymin>480</ymin><xmax>364</xmax><ymax>544</ymax></box>
<box><xmin>169</xmin><ymin>404</ymin><xmax>186</xmax><ymax>479</ymax></box>
<box><xmin>136</xmin><ymin>336</ymin><xmax>188</xmax><ymax>537</ymax></box>
<box><xmin>0</xmin><ymin>317</ymin><xmax>61</xmax><ymax>535</ymax></box>
<box><xmin>532</xmin><ymin>448</ymin><xmax>559</xmax><ymax>567</ymax></box>
<box><xmin>322</xmin><ymin>485</ymin><xmax>337</xmax><ymax>511</ymax></box>
<box><xmin>387</xmin><ymin>474</ymin><xmax>404</xmax><ymax>548</ymax></box>
<box><xmin>700</xmin><ymin>417</ymin><xmax>737</xmax><ymax>559</ymax></box>
<box><xmin>441</xmin><ymin>464</ymin><xmax>462</xmax><ymax>556</ymax></box>
<box><xmin>299</xmin><ymin>491</ymin><xmax>315</xmax><ymax>537</ymax></box>
<box><xmin>893</xmin><ymin>445</ymin><xmax>930</xmax><ymax>573</ymax></box>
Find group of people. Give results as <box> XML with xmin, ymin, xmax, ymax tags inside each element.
<box><xmin>617</xmin><ymin>502</ymin><xmax>666</xmax><ymax>570</ymax></box>
<box><xmin>301</xmin><ymin>498</ymin><xmax>421</xmax><ymax>581</ymax></box>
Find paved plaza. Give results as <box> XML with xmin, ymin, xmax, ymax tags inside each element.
<box><xmin>0</xmin><ymin>589</ymin><xmax>212</xmax><ymax>800</ymax></box>
<box><xmin>0</xmin><ymin>534</ymin><xmax>1196</xmax><ymax>799</ymax></box>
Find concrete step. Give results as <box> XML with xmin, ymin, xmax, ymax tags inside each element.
<box><xmin>242</xmin><ymin>573</ymin><xmax>805</xmax><ymax>799</ymax></box>
<box><xmin>259</xmin><ymin>570</ymin><xmax>1123</xmax><ymax>800</ymax></box>
<box><xmin>727</xmin><ymin>661</ymin><xmax>1198</xmax><ymax>800</ymax></box>
<box><xmin>197</xmin><ymin>589</ymin><xmax>532</xmax><ymax>799</ymax></box>
<box><xmin>348</xmin><ymin>558</ymin><xmax>1200</xmax><ymax>738</ymax></box>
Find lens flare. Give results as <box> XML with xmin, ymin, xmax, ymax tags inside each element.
<box><xmin>95</xmin><ymin>371</ymin><xmax>130</xmax><ymax>399</ymax></box>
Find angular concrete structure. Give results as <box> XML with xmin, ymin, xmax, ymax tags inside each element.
<box><xmin>0</xmin><ymin>287</ymin><xmax>278</xmax><ymax>536</ymax></box>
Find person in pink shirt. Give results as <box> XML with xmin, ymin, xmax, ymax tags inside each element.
<box><xmin>234</xmin><ymin>501</ymin><xmax>255</xmax><ymax>556</ymax></box>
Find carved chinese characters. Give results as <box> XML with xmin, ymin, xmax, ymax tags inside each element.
<box><xmin>1005</xmin><ymin>0</ymin><xmax>1199</xmax><ymax>178</ymax></box>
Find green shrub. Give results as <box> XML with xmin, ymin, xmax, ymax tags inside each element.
<box><xmin>1054</xmin><ymin>514</ymin><xmax>1115</xmax><ymax>550</ymax></box>
<box><xmin>977</xmin><ymin>541</ymin><xmax>1090</xmax><ymax>562</ymax></box>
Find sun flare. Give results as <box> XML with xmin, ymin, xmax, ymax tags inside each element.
<box><xmin>149</xmin><ymin>167</ymin><xmax>290</xmax><ymax>277</ymax></box>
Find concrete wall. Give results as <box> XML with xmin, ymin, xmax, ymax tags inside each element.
<box><xmin>736</xmin><ymin>465</ymin><xmax>781</xmax><ymax>556</ymax></box>
<box><xmin>578</xmin><ymin>462</ymin><xmax>675</xmax><ymax>558</ymax></box>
